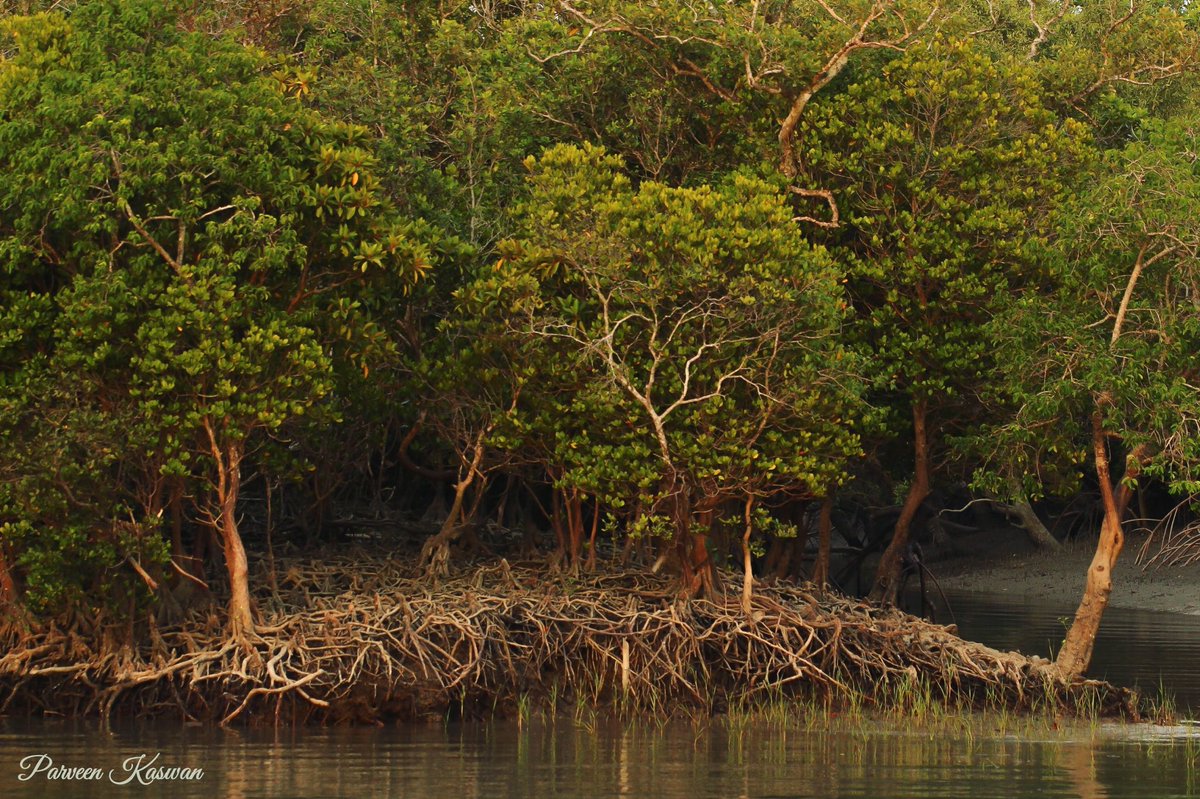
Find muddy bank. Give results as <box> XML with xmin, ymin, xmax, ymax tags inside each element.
<box><xmin>0</xmin><ymin>553</ymin><xmax>1137</xmax><ymax>725</ymax></box>
<box><xmin>931</xmin><ymin>527</ymin><xmax>1200</xmax><ymax>616</ymax></box>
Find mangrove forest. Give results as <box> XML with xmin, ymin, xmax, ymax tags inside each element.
<box><xmin>2</xmin><ymin>0</ymin><xmax>1200</xmax><ymax>724</ymax></box>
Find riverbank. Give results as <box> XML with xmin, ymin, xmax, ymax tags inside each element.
<box><xmin>0</xmin><ymin>552</ymin><xmax>1137</xmax><ymax>725</ymax></box>
<box><xmin>932</xmin><ymin>526</ymin><xmax>1200</xmax><ymax>616</ymax></box>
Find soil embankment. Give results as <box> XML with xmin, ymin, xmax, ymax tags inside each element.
<box><xmin>0</xmin><ymin>552</ymin><xmax>1136</xmax><ymax>725</ymax></box>
<box><xmin>932</xmin><ymin>527</ymin><xmax>1200</xmax><ymax>615</ymax></box>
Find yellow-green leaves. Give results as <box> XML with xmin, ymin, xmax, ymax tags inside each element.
<box><xmin>465</xmin><ymin>145</ymin><xmax>865</xmax><ymax>532</ymax></box>
<box><xmin>0</xmin><ymin>0</ymin><xmax>434</xmax><ymax>615</ymax></box>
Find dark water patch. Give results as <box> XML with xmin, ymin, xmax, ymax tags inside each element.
<box><xmin>923</xmin><ymin>590</ymin><xmax>1200</xmax><ymax>713</ymax></box>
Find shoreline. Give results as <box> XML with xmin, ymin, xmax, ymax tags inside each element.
<box><xmin>0</xmin><ymin>554</ymin><xmax>1139</xmax><ymax>725</ymax></box>
<box><xmin>930</xmin><ymin>526</ymin><xmax>1200</xmax><ymax>616</ymax></box>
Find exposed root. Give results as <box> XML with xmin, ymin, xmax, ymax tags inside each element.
<box><xmin>0</xmin><ymin>553</ymin><xmax>1138</xmax><ymax>725</ymax></box>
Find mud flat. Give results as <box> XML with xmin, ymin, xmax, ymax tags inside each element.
<box><xmin>933</xmin><ymin>527</ymin><xmax>1200</xmax><ymax>616</ymax></box>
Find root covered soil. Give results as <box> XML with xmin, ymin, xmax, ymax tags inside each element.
<box><xmin>0</xmin><ymin>554</ymin><xmax>1137</xmax><ymax>725</ymax></box>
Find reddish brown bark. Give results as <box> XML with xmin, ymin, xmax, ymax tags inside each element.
<box><xmin>1055</xmin><ymin>411</ymin><xmax>1146</xmax><ymax>680</ymax></box>
<box><xmin>0</xmin><ymin>543</ymin><xmax>17</xmax><ymax>607</ymax></box>
<box><xmin>870</xmin><ymin>399</ymin><xmax>930</xmax><ymax>606</ymax></box>
<box><xmin>813</xmin><ymin>494</ymin><xmax>834</xmax><ymax>589</ymax></box>
<box><xmin>673</xmin><ymin>497</ymin><xmax>717</xmax><ymax>599</ymax></box>
<box><xmin>567</xmin><ymin>490</ymin><xmax>585</xmax><ymax>570</ymax></box>
<box><xmin>741</xmin><ymin>496</ymin><xmax>755</xmax><ymax>616</ymax></box>
<box><xmin>204</xmin><ymin>421</ymin><xmax>255</xmax><ymax>641</ymax></box>
<box><xmin>688</xmin><ymin>529</ymin><xmax>716</xmax><ymax>598</ymax></box>
<box><xmin>585</xmin><ymin>500</ymin><xmax>601</xmax><ymax>572</ymax></box>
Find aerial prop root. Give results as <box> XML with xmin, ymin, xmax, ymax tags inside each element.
<box><xmin>0</xmin><ymin>557</ymin><xmax>1137</xmax><ymax>722</ymax></box>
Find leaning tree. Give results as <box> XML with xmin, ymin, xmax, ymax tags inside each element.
<box><xmin>979</xmin><ymin>114</ymin><xmax>1200</xmax><ymax>680</ymax></box>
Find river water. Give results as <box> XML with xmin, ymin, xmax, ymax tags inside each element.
<box><xmin>0</xmin><ymin>716</ymin><xmax>1197</xmax><ymax>798</ymax></box>
<box><xmin>931</xmin><ymin>590</ymin><xmax>1200</xmax><ymax>713</ymax></box>
<box><xmin>1</xmin><ymin>591</ymin><xmax>1199</xmax><ymax>798</ymax></box>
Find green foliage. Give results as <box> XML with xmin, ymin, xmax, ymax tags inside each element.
<box><xmin>0</xmin><ymin>0</ymin><xmax>431</xmax><ymax>612</ymax></box>
<box><xmin>951</xmin><ymin>0</ymin><xmax>1200</xmax><ymax>141</ymax></box>
<box><xmin>460</xmin><ymin>144</ymin><xmax>864</xmax><ymax>537</ymax></box>
<box><xmin>975</xmin><ymin>113</ymin><xmax>1200</xmax><ymax>499</ymax></box>
<box><xmin>2</xmin><ymin>0</ymin><xmax>1200</xmax><ymax>618</ymax></box>
<box><xmin>807</xmin><ymin>37</ymin><xmax>1090</xmax><ymax>402</ymax></box>
<box><xmin>490</xmin><ymin>0</ymin><xmax>938</xmax><ymax>185</ymax></box>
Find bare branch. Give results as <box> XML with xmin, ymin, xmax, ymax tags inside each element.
<box><xmin>527</xmin><ymin>23</ymin><xmax>609</xmax><ymax>64</ymax></box>
<box><xmin>1028</xmin><ymin>0</ymin><xmax>1068</xmax><ymax>60</ymax></box>
<box><xmin>1070</xmin><ymin>0</ymin><xmax>1197</xmax><ymax>106</ymax></box>
<box><xmin>555</xmin><ymin>1</ymin><xmax>736</xmax><ymax>101</ymax></box>
<box><xmin>968</xmin><ymin>0</ymin><xmax>1000</xmax><ymax>37</ymax></box>
<box><xmin>778</xmin><ymin>2</ymin><xmax>936</xmax><ymax>179</ymax></box>
<box><xmin>1112</xmin><ymin>243</ymin><xmax>1183</xmax><ymax>346</ymax></box>
<box><xmin>790</xmin><ymin>186</ymin><xmax>841</xmax><ymax>229</ymax></box>
<box><xmin>120</xmin><ymin>198</ymin><xmax>187</xmax><ymax>275</ymax></box>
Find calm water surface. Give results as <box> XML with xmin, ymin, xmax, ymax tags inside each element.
<box><xmin>931</xmin><ymin>590</ymin><xmax>1200</xmax><ymax>712</ymax></box>
<box><xmin>0</xmin><ymin>717</ymin><xmax>1198</xmax><ymax>798</ymax></box>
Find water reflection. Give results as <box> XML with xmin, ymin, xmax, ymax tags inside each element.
<box><xmin>925</xmin><ymin>590</ymin><xmax>1200</xmax><ymax>712</ymax></box>
<box><xmin>0</xmin><ymin>717</ymin><xmax>1197</xmax><ymax>798</ymax></box>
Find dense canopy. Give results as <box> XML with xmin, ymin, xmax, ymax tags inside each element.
<box><xmin>2</xmin><ymin>0</ymin><xmax>1200</xmax><ymax>680</ymax></box>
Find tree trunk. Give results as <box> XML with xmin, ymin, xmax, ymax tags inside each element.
<box><xmin>551</xmin><ymin>485</ymin><xmax>566</xmax><ymax>559</ymax></box>
<box><xmin>621</xmin><ymin>502</ymin><xmax>644</xmax><ymax>566</ymax></box>
<box><xmin>419</xmin><ymin>477</ymin><xmax>470</xmax><ymax>579</ymax></box>
<box><xmin>191</xmin><ymin>515</ymin><xmax>211</xmax><ymax>575</ymax></box>
<box><xmin>567</xmin><ymin>489</ymin><xmax>584</xmax><ymax>571</ymax></box>
<box><xmin>0</xmin><ymin>541</ymin><xmax>21</xmax><ymax>638</ymax></box>
<box><xmin>169</xmin><ymin>476</ymin><xmax>185</xmax><ymax>564</ymax></box>
<box><xmin>265</xmin><ymin>478</ymin><xmax>279</xmax><ymax>598</ymax></box>
<box><xmin>793</xmin><ymin>503</ymin><xmax>811</xmax><ymax>582</ymax></box>
<box><xmin>769</xmin><ymin>539</ymin><xmax>794</xmax><ymax>582</ymax></box>
<box><xmin>419</xmin><ymin>486</ymin><xmax>448</xmax><ymax>526</ymax></box>
<box><xmin>519</xmin><ymin>496</ymin><xmax>541</xmax><ymax>557</ymax></box>
<box><xmin>870</xmin><ymin>399</ymin><xmax>930</xmax><ymax>605</ymax></box>
<box><xmin>1055</xmin><ymin>412</ymin><xmax>1143</xmax><ymax>680</ymax></box>
<box><xmin>988</xmin><ymin>477</ymin><xmax>1060</xmax><ymax>550</ymax></box>
<box><xmin>1011</xmin><ymin>498</ymin><xmax>1061</xmax><ymax>550</ymax></box>
<box><xmin>690</xmin><ymin>529</ymin><xmax>716</xmax><ymax>597</ymax></box>
<box><xmin>167</xmin><ymin>476</ymin><xmax>204</xmax><ymax>582</ymax></box>
<box><xmin>0</xmin><ymin>542</ymin><xmax>17</xmax><ymax>607</ymax></box>
<box><xmin>585</xmin><ymin>499</ymin><xmax>601</xmax><ymax>572</ymax></box>
<box><xmin>813</xmin><ymin>494</ymin><xmax>834</xmax><ymax>589</ymax></box>
<box><xmin>419</xmin><ymin>431</ymin><xmax>487</xmax><ymax>579</ymax></box>
<box><xmin>204</xmin><ymin>421</ymin><xmax>255</xmax><ymax>641</ymax></box>
<box><xmin>741</xmin><ymin>497</ymin><xmax>755</xmax><ymax>616</ymax></box>
<box><xmin>494</xmin><ymin>472</ymin><xmax>515</xmax><ymax>528</ymax></box>
<box><xmin>221</xmin><ymin>455</ymin><xmax>254</xmax><ymax>639</ymax></box>
<box><xmin>673</xmin><ymin>493</ymin><xmax>717</xmax><ymax>598</ymax></box>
